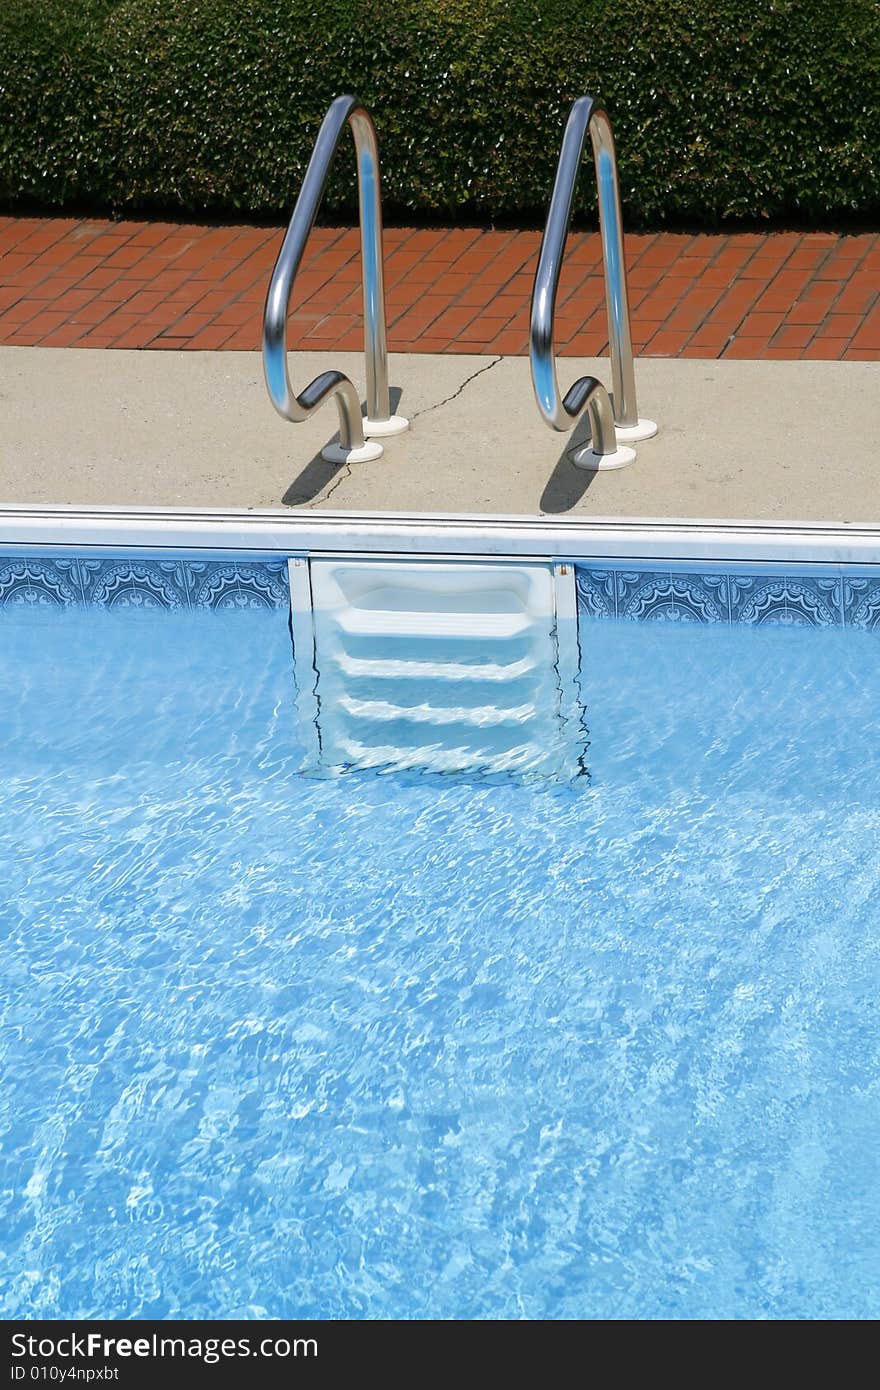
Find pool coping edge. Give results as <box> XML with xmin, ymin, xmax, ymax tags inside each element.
<box><xmin>1</xmin><ymin>505</ymin><xmax>880</xmax><ymax>564</ymax></box>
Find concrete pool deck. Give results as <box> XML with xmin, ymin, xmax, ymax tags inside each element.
<box><xmin>1</xmin><ymin>345</ymin><xmax>878</xmax><ymax>521</ymax></box>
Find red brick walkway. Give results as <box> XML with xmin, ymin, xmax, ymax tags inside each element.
<box><xmin>1</xmin><ymin>216</ymin><xmax>879</xmax><ymax>359</ymax></box>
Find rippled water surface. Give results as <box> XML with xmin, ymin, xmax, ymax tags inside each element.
<box><xmin>2</xmin><ymin>603</ymin><xmax>880</xmax><ymax>1320</ymax></box>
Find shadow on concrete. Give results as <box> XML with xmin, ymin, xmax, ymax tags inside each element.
<box><xmin>282</xmin><ymin>444</ymin><xmax>346</xmax><ymax>507</ymax></box>
<box><xmin>282</xmin><ymin>387</ymin><xmax>404</xmax><ymax>507</ymax></box>
<box><xmin>539</xmin><ymin>413</ymin><xmax>598</xmax><ymax>514</ymax></box>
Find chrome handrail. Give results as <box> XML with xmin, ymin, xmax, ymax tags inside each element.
<box><xmin>263</xmin><ymin>95</ymin><xmax>407</xmax><ymax>464</ymax></box>
<box><xmin>530</xmin><ymin>96</ymin><xmax>656</xmax><ymax>460</ymax></box>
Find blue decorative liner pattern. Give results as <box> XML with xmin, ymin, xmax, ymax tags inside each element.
<box><xmin>3</xmin><ymin>553</ymin><xmax>880</xmax><ymax>630</ymax></box>
<box><xmin>0</xmin><ymin>556</ymin><xmax>289</xmax><ymax>611</ymax></box>
<box><xmin>576</xmin><ymin>566</ymin><xmax>880</xmax><ymax>630</ymax></box>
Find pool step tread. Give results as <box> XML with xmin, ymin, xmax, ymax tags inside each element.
<box><xmin>331</xmin><ymin>609</ymin><xmax>535</xmax><ymax>639</ymax></box>
<box><xmin>330</xmin><ymin>652</ymin><xmax>540</xmax><ymax>682</ymax></box>
<box><xmin>336</xmin><ymin>694</ymin><xmax>541</xmax><ymax>728</ymax></box>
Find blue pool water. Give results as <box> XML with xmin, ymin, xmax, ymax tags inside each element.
<box><xmin>2</xmin><ymin>599</ymin><xmax>880</xmax><ymax>1320</ymax></box>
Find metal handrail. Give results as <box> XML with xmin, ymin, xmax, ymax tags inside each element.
<box><xmin>263</xmin><ymin>95</ymin><xmax>407</xmax><ymax>464</ymax></box>
<box><xmin>530</xmin><ymin>96</ymin><xmax>656</xmax><ymax>461</ymax></box>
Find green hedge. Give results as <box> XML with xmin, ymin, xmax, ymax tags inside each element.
<box><xmin>1</xmin><ymin>0</ymin><xmax>877</xmax><ymax>226</ymax></box>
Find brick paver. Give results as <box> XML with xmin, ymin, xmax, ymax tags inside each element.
<box><xmin>0</xmin><ymin>216</ymin><xmax>878</xmax><ymax>358</ymax></box>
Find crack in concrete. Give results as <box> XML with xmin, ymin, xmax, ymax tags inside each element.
<box><xmin>410</xmin><ymin>356</ymin><xmax>503</xmax><ymax>421</ymax></box>
<box><xmin>316</xmin><ymin>357</ymin><xmax>502</xmax><ymax>501</ymax></box>
<box><xmin>321</xmin><ymin>460</ymin><xmax>352</xmax><ymax>502</ymax></box>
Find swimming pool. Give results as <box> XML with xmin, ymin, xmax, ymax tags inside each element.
<box><xmin>2</xmin><ymin>510</ymin><xmax>880</xmax><ymax>1320</ymax></box>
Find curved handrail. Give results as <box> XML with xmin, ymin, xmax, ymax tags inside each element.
<box><xmin>530</xmin><ymin>96</ymin><xmax>655</xmax><ymax>447</ymax></box>
<box><xmin>263</xmin><ymin>95</ymin><xmax>399</xmax><ymax>459</ymax></box>
<box><xmin>561</xmin><ymin>373</ymin><xmax>620</xmax><ymax>456</ymax></box>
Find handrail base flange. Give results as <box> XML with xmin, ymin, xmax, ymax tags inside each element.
<box><xmin>571</xmin><ymin>443</ymin><xmax>637</xmax><ymax>472</ymax></box>
<box><xmin>322</xmin><ymin>440</ymin><xmax>385</xmax><ymax>465</ymax></box>
<box><xmin>364</xmin><ymin>414</ymin><xmax>410</xmax><ymax>438</ymax></box>
<box><xmin>613</xmin><ymin>417</ymin><xmax>659</xmax><ymax>443</ymax></box>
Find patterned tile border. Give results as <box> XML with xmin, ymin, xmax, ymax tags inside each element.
<box><xmin>0</xmin><ymin>554</ymin><xmax>289</xmax><ymax>611</ymax></box>
<box><xmin>3</xmin><ymin>552</ymin><xmax>880</xmax><ymax>630</ymax></box>
<box><xmin>576</xmin><ymin>564</ymin><xmax>880</xmax><ymax>630</ymax></box>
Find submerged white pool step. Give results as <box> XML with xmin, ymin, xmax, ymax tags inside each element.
<box><xmin>336</xmin><ymin>694</ymin><xmax>540</xmax><ymax>728</ymax></box>
<box><xmin>330</xmin><ymin>652</ymin><xmax>540</xmax><ymax>683</ymax></box>
<box><xmin>288</xmin><ymin>557</ymin><xmax>585</xmax><ymax>779</ymax></box>
<box><xmin>333</xmin><ymin>608</ymin><xmax>535</xmax><ymax>639</ymax></box>
<box><xmin>327</xmin><ymin>737</ymin><xmax>544</xmax><ymax>776</ymax></box>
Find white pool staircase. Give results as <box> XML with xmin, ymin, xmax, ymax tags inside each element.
<box><xmin>288</xmin><ymin>558</ymin><xmax>585</xmax><ymax>779</ymax></box>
